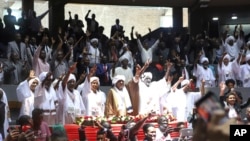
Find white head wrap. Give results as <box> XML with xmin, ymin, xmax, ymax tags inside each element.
<box><xmin>90</xmin><ymin>38</ymin><xmax>98</xmax><ymax>44</ymax></box>
<box><xmin>68</xmin><ymin>74</ymin><xmax>76</xmax><ymax>82</ymax></box>
<box><xmin>223</xmin><ymin>54</ymin><xmax>231</xmax><ymax>61</ymax></box>
<box><xmin>112</xmin><ymin>75</ymin><xmax>125</xmax><ymax>85</ymax></box>
<box><xmin>246</xmin><ymin>54</ymin><xmax>250</xmax><ymax>62</ymax></box>
<box><xmin>39</xmin><ymin>72</ymin><xmax>53</xmax><ymax>82</ymax></box>
<box><xmin>90</xmin><ymin>76</ymin><xmax>100</xmax><ymax>84</ymax></box>
<box><xmin>247</xmin><ymin>41</ymin><xmax>250</xmax><ymax>46</ymax></box>
<box><xmin>28</xmin><ymin>77</ymin><xmax>40</xmax><ymax>87</ymax></box>
<box><xmin>226</xmin><ymin>35</ymin><xmax>235</xmax><ymax>44</ymax></box>
<box><xmin>181</xmin><ymin>79</ymin><xmax>190</xmax><ymax>87</ymax></box>
<box><xmin>200</xmin><ymin>57</ymin><xmax>209</xmax><ymax>64</ymax></box>
<box><xmin>119</xmin><ymin>53</ymin><xmax>129</xmax><ymax>62</ymax></box>
<box><xmin>141</xmin><ymin>72</ymin><xmax>153</xmax><ymax>81</ymax></box>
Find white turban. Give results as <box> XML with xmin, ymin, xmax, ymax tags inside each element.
<box><xmin>226</xmin><ymin>35</ymin><xmax>235</xmax><ymax>44</ymax></box>
<box><xmin>119</xmin><ymin>53</ymin><xmax>129</xmax><ymax>62</ymax></box>
<box><xmin>28</xmin><ymin>77</ymin><xmax>40</xmax><ymax>87</ymax></box>
<box><xmin>112</xmin><ymin>75</ymin><xmax>125</xmax><ymax>85</ymax></box>
<box><xmin>90</xmin><ymin>38</ymin><xmax>98</xmax><ymax>44</ymax></box>
<box><xmin>39</xmin><ymin>72</ymin><xmax>53</xmax><ymax>82</ymax></box>
<box><xmin>141</xmin><ymin>72</ymin><xmax>153</xmax><ymax>81</ymax></box>
<box><xmin>223</xmin><ymin>54</ymin><xmax>231</xmax><ymax>61</ymax></box>
<box><xmin>246</xmin><ymin>54</ymin><xmax>250</xmax><ymax>62</ymax></box>
<box><xmin>247</xmin><ymin>41</ymin><xmax>250</xmax><ymax>46</ymax></box>
<box><xmin>90</xmin><ymin>76</ymin><xmax>100</xmax><ymax>84</ymax></box>
<box><xmin>200</xmin><ymin>57</ymin><xmax>209</xmax><ymax>64</ymax></box>
<box><xmin>123</xmin><ymin>43</ymin><xmax>128</xmax><ymax>48</ymax></box>
<box><xmin>68</xmin><ymin>74</ymin><xmax>76</xmax><ymax>82</ymax></box>
<box><xmin>181</xmin><ymin>79</ymin><xmax>190</xmax><ymax>87</ymax></box>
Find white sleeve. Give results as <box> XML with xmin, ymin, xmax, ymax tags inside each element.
<box><xmin>16</xmin><ymin>80</ymin><xmax>32</xmax><ymax>102</ymax></box>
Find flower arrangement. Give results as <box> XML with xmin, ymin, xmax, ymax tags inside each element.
<box><xmin>75</xmin><ymin>113</ymin><xmax>176</xmax><ymax>126</ymax></box>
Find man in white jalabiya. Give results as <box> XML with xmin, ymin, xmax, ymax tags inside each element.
<box><xmin>34</xmin><ymin>71</ymin><xmax>58</xmax><ymax>125</ymax></box>
<box><xmin>223</xmin><ymin>35</ymin><xmax>243</xmax><ymax>60</ymax></box>
<box><xmin>167</xmin><ymin>79</ymin><xmax>205</xmax><ymax>125</ymax></box>
<box><xmin>127</xmin><ymin>60</ymin><xmax>172</xmax><ymax>115</ymax></box>
<box><xmin>0</xmin><ymin>88</ymin><xmax>10</xmax><ymax>139</ymax></box>
<box><xmin>240</xmin><ymin>54</ymin><xmax>250</xmax><ymax>87</ymax></box>
<box><xmin>105</xmin><ymin>75</ymin><xmax>133</xmax><ymax>117</ymax></box>
<box><xmin>57</xmin><ymin>64</ymin><xmax>85</xmax><ymax>124</ymax></box>
<box><xmin>193</xmin><ymin>56</ymin><xmax>215</xmax><ymax>88</ymax></box>
<box><xmin>217</xmin><ymin>53</ymin><xmax>241</xmax><ymax>83</ymax></box>
<box><xmin>84</xmin><ymin>76</ymin><xmax>106</xmax><ymax>116</ymax></box>
<box><xmin>16</xmin><ymin>70</ymin><xmax>40</xmax><ymax>117</ymax></box>
<box><xmin>135</xmin><ymin>32</ymin><xmax>161</xmax><ymax>64</ymax></box>
<box><xmin>87</xmin><ymin>38</ymin><xmax>101</xmax><ymax>66</ymax></box>
<box><xmin>110</xmin><ymin>56</ymin><xmax>133</xmax><ymax>85</ymax></box>
<box><xmin>119</xmin><ymin>43</ymin><xmax>134</xmax><ymax>71</ymax></box>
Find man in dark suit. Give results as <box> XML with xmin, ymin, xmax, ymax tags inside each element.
<box><xmin>7</xmin><ymin>33</ymin><xmax>27</xmax><ymax>61</ymax></box>
<box><xmin>85</xmin><ymin>10</ymin><xmax>99</xmax><ymax>36</ymax></box>
<box><xmin>96</xmin><ymin>56</ymin><xmax>112</xmax><ymax>86</ymax></box>
<box><xmin>110</xmin><ymin>19</ymin><xmax>124</xmax><ymax>38</ymax></box>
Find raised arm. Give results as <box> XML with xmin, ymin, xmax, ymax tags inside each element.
<box><xmin>85</xmin><ymin>10</ymin><xmax>91</xmax><ymax>21</ymax></box>
<box><xmin>135</xmin><ymin>32</ymin><xmax>143</xmax><ymax>52</ymax></box>
<box><xmin>129</xmin><ymin>114</ymin><xmax>152</xmax><ymax>135</ymax></box>
<box><xmin>171</xmin><ymin>76</ymin><xmax>184</xmax><ymax>92</ymax></box>
<box><xmin>200</xmin><ymin>79</ymin><xmax>205</xmax><ymax>96</ymax></box>
<box><xmin>164</xmin><ymin>59</ymin><xmax>173</xmax><ymax>80</ymax></box>
<box><xmin>62</xmin><ymin>62</ymin><xmax>77</xmax><ymax>90</ymax></box>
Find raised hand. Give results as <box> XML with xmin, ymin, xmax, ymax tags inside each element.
<box><xmin>28</xmin><ymin>70</ymin><xmax>36</xmax><ymax>80</ymax></box>
<box><xmin>69</xmin><ymin>62</ymin><xmax>77</xmax><ymax>73</ymax></box>
<box><xmin>165</xmin><ymin>60</ymin><xmax>173</xmax><ymax>70</ymax></box>
<box><xmin>219</xmin><ymin>81</ymin><xmax>226</xmax><ymax>93</ymax></box>
<box><xmin>135</xmin><ymin>64</ymin><xmax>142</xmax><ymax>77</ymax></box>
<box><xmin>135</xmin><ymin>32</ymin><xmax>139</xmax><ymax>38</ymax></box>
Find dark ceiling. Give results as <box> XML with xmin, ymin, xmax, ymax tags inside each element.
<box><xmin>66</xmin><ymin>0</ymin><xmax>250</xmax><ymax>8</ymax></box>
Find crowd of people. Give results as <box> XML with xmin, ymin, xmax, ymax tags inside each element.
<box><xmin>1</xmin><ymin>6</ymin><xmax>250</xmax><ymax>141</ymax></box>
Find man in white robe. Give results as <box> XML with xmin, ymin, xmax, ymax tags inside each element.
<box><xmin>110</xmin><ymin>56</ymin><xmax>133</xmax><ymax>85</ymax></box>
<box><xmin>0</xmin><ymin>88</ymin><xmax>10</xmax><ymax>139</ymax></box>
<box><xmin>217</xmin><ymin>54</ymin><xmax>241</xmax><ymax>83</ymax></box>
<box><xmin>240</xmin><ymin>54</ymin><xmax>250</xmax><ymax>87</ymax></box>
<box><xmin>16</xmin><ymin>74</ymin><xmax>40</xmax><ymax>117</ymax></box>
<box><xmin>223</xmin><ymin>35</ymin><xmax>243</xmax><ymax>60</ymax></box>
<box><xmin>119</xmin><ymin>43</ymin><xmax>134</xmax><ymax>71</ymax></box>
<box><xmin>87</xmin><ymin>38</ymin><xmax>101</xmax><ymax>66</ymax></box>
<box><xmin>84</xmin><ymin>77</ymin><xmax>106</xmax><ymax>116</ymax></box>
<box><xmin>57</xmin><ymin>73</ymin><xmax>85</xmax><ymax>124</ymax></box>
<box><xmin>34</xmin><ymin>72</ymin><xmax>58</xmax><ymax>125</ymax></box>
<box><xmin>168</xmin><ymin>79</ymin><xmax>204</xmax><ymax>125</ymax></box>
<box><xmin>193</xmin><ymin>57</ymin><xmax>215</xmax><ymax>88</ymax></box>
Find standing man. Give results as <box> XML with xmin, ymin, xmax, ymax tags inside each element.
<box><xmin>7</xmin><ymin>33</ymin><xmax>27</xmax><ymax>62</ymax></box>
<box><xmin>104</xmin><ymin>75</ymin><xmax>133</xmax><ymax>117</ymax></box>
<box><xmin>34</xmin><ymin>72</ymin><xmax>58</xmax><ymax>125</ymax></box>
<box><xmin>110</xmin><ymin>19</ymin><xmax>124</xmax><ymax>38</ymax></box>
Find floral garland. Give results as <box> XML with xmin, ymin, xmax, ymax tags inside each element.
<box><xmin>75</xmin><ymin>113</ymin><xmax>176</xmax><ymax>126</ymax></box>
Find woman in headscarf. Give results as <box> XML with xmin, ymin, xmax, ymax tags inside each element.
<box><xmin>16</xmin><ymin>70</ymin><xmax>40</xmax><ymax>117</ymax></box>
<box><xmin>84</xmin><ymin>76</ymin><xmax>106</xmax><ymax>116</ymax></box>
<box><xmin>104</xmin><ymin>75</ymin><xmax>133</xmax><ymax>117</ymax></box>
<box><xmin>57</xmin><ymin>63</ymin><xmax>85</xmax><ymax>124</ymax></box>
<box><xmin>240</xmin><ymin>54</ymin><xmax>250</xmax><ymax>87</ymax></box>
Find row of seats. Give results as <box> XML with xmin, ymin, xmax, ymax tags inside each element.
<box><xmin>62</xmin><ymin>122</ymin><xmax>187</xmax><ymax>141</ymax></box>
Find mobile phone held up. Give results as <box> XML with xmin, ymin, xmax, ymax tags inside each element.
<box><xmin>195</xmin><ymin>91</ymin><xmax>228</xmax><ymax>123</ymax></box>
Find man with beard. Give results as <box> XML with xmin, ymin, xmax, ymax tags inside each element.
<box><xmin>193</xmin><ymin>53</ymin><xmax>215</xmax><ymax>88</ymax></box>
